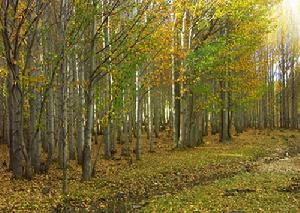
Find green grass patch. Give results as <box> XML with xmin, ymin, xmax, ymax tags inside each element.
<box><xmin>143</xmin><ymin>172</ymin><xmax>300</xmax><ymax>212</ymax></box>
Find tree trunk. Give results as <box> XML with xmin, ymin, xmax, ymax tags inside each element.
<box><xmin>291</xmin><ymin>56</ymin><xmax>298</xmax><ymax>129</ymax></box>
<box><xmin>82</xmin><ymin>86</ymin><xmax>93</xmax><ymax>181</ymax></box>
<box><xmin>135</xmin><ymin>68</ymin><xmax>142</xmax><ymax>160</ymax></box>
<box><xmin>154</xmin><ymin>92</ymin><xmax>160</xmax><ymax>138</ymax></box>
<box><xmin>59</xmin><ymin>0</ymin><xmax>68</xmax><ymax>194</ymax></box>
<box><xmin>148</xmin><ymin>88</ymin><xmax>154</xmax><ymax>152</ymax></box>
<box><xmin>220</xmin><ymin>80</ymin><xmax>230</xmax><ymax>142</ymax></box>
<box><xmin>77</xmin><ymin>60</ymin><xmax>85</xmax><ymax>165</ymax></box>
<box><xmin>46</xmin><ymin>87</ymin><xmax>55</xmax><ymax>166</ymax></box>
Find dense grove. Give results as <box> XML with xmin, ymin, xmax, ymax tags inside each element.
<box><xmin>0</xmin><ymin>0</ymin><xmax>299</xmax><ymax>200</ymax></box>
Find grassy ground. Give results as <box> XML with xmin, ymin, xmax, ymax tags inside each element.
<box><xmin>143</xmin><ymin>172</ymin><xmax>300</xmax><ymax>212</ymax></box>
<box><xmin>0</xmin><ymin>129</ymin><xmax>299</xmax><ymax>212</ymax></box>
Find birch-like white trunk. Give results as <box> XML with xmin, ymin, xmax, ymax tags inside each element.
<box><xmin>179</xmin><ymin>10</ymin><xmax>187</xmax><ymax>146</ymax></box>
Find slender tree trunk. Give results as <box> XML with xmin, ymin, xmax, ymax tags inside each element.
<box><xmin>82</xmin><ymin>85</ymin><xmax>93</xmax><ymax>180</ymax></box>
<box><xmin>291</xmin><ymin>55</ymin><xmax>298</xmax><ymax>129</ymax></box>
<box><xmin>154</xmin><ymin>93</ymin><xmax>160</xmax><ymax>138</ymax></box>
<box><xmin>82</xmin><ymin>0</ymin><xmax>97</xmax><ymax>180</ymax></box>
<box><xmin>46</xmin><ymin>87</ymin><xmax>55</xmax><ymax>166</ymax></box>
<box><xmin>0</xmin><ymin>81</ymin><xmax>4</xmax><ymax>144</ymax></box>
<box><xmin>148</xmin><ymin>88</ymin><xmax>154</xmax><ymax>152</ymax></box>
<box><xmin>77</xmin><ymin>59</ymin><xmax>85</xmax><ymax>165</ymax></box>
<box><xmin>171</xmin><ymin>12</ymin><xmax>180</xmax><ymax>148</ymax></box>
<box><xmin>135</xmin><ymin>68</ymin><xmax>142</xmax><ymax>160</ymax></box>
<box><xmin>28</xmin><ymin>34</ymin><xmax>41</xmax><ymax>173</ymax></box>
<box><xmin>58</xmin><ymin>0</ymin><xmax>68</xmax><ymax>194</ymax></box>
<box><xmin>68</xmin><ymin>59</ymin><xmax>76</xmax><ymax>161</ymax></box>
<box><xmin>179</xmin><ymin>10</ymin><xmax>187</xmax><ymax>146</ymax></box>
<box><xmin>220</xmin><ymin>80</ymin><xmax>230</xmax><ymax>142</ymax></box>
<box><xmin>186</xmin><ymin>91</ymin><xmax>194</xmax><ymax>147</ymax></box>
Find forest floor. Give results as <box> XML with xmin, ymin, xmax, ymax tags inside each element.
<box><xmin>0</xmin><ymin>129</ymin><xmax>300</xmax><ymax>212</ymax></box>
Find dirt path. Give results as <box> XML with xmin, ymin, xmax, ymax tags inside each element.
<box><xmin>254</xmin><ymin>139</ymin><xmax>300</xmax><ymax>174</ymax></box>
<box><xmin>258</xmin><ymin>154</ymin><xmax>300</xmax><ymax>174</ymax></box>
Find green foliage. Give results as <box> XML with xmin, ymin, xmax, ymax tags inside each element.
<box><xmin>187</xmin><ymin>38</ymin><xmax>227</xmax><ymax>76</ymax></box>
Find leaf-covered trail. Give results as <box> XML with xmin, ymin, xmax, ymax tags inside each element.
<box><xmin>0</xmin><ymin>129</ymin><xmax>299</xmax><ymax>212</ymax></box>
<box><xmin>143</xmin><ymin>146</ymin><xmax>300</xmax><ymax>212</ymax></box>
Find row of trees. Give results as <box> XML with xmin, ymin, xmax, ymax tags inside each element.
<box><xmin>0</xmin><ymin>0</ymin><xmax>299</xmax><ymax>186</ymax></box>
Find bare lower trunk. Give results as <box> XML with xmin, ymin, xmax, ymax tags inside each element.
<box><xmin>135</xmin><ymin>69</ymin><xmax>142</xmax><ymax>160</ymax></box>
<box><xmin>291</xmin><ymin>63</ymin><xmax>298</xmax><ymax>129</ymax></box>
<box><xmin>77</xmin><ymin>63</ymin><xmax>85</xmax><ymax>165</ymax></box>
<box><xmin>10</xmin><ymin>84</ymin><xmax>24</xmax><ymax>178</ymax></box>
<box><xmin>220</xmin><ymin>81</ymin><xmax>230</xmax><ymax>142</ymax></box>
<box><xmin>148</xmin><ymin>89</ymin><xmax>154</xmax><ymax>152</ymax></box>
<box><xmin>0</xmin><ymin>84</ymin><xmax>4</xmax><ymax>144</ymax></box>
<box><xmin>186</xmin><ymin>91</ymin><xmax>193</xmax><ymax>147</ymax></box>
<box><xmin>154</xmin><ymin>93</ymin><xmax>160</xmax><ymax>138</ymax></box>
<box><xmin>46</xmin><ymin>88</ymin><xmax>55</xmax><ymax>166</ymax></box>
<box><xmin>82</xmin><ymin>87</ymin><xmax>93</xmax><ymax>181</ymax></box>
